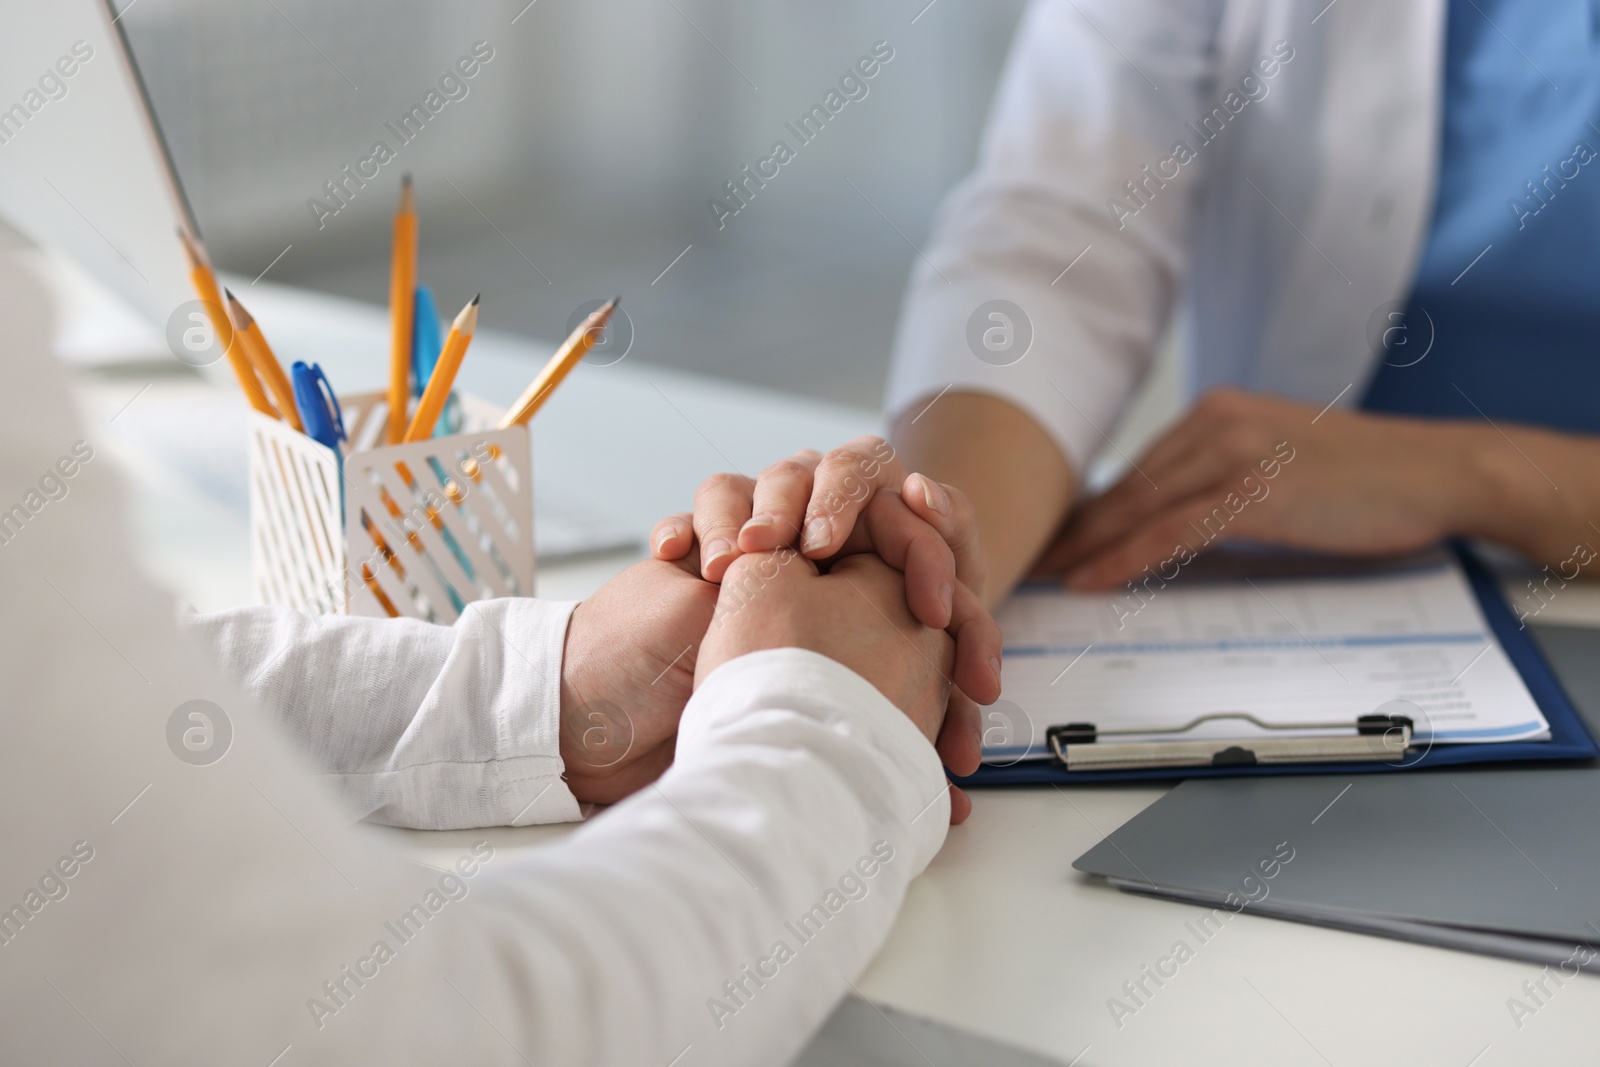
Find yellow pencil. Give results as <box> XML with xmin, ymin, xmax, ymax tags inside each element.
<box><xmin>404</xmin><ymin>295</ymin><xmax>479</xmax><ymax>442</ymax></box>
<box><xmin>224</xmin><ymin>288</ymin><xmax>303</xmax><ymax>432</ymax></box>
<box><xmin>386</xmin><ymin>175</ymin><xmax>418</xmax><ymax>443</ymax></box>
<box><xmin>178</xmin><ymin>229</ymin><xmax>277</xmax><ymax>418</ymax></box>
<box><xmin>497</xmin><ymin>296</ymin><xmax>619</xmax><ymax>428</ymax></box>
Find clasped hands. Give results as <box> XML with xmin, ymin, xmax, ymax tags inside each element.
<box><xmin>558</xmin><ymin>437</ymin><xmax>999</xmax><ymax>824</ymax></box>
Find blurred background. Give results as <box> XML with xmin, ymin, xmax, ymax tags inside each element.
<box><xmin>118</xmin><ymin>0</ymin><xmax>1030</xmax><ymax>406</ymax></box>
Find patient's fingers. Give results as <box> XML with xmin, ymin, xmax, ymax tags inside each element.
<box><xmin>739</xmin><ymin>450</ymin><xmax>821</xmax><ymax>552</ymax></box>
<box><xmin>693</xmin><ymin>473</ymin><xmax>756</xmax><ymax>582</ymax></box>
<box><xmin>650</xmin><ymin>512</ymin><xmax>695</xmax><ymax>561</ymax></box>
<box><xmin>901</xmin><ymin>474</ymin><xmax>988</xmax><ymax>604</ymax></box>
<box><xmin>800</xmin><ymin>436</ymin><xmax>906</xmax><ymax>560</ymax></box>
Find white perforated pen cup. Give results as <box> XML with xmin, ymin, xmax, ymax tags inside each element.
<box><xmin>247</xmin><ymin>391</ymin><xmax>535</xmax><ymax>622</ymax></box>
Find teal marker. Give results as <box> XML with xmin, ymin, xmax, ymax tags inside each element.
<box><xmin>411</xmin><ymin>284</ymin><xmax>443</xmax><ymax>394</ymax></box>
<box><xmin>412</xmin><ymin>284</ymin><xmax>462</xmax><ymax>436</ymax></box>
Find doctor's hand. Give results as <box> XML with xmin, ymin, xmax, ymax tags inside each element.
<box><xmin>650</xmin><ymin>441</ymin><xmax>1001</xmax><ymax>816</ymax></box>
<box><xmin>695</xmin><ymin>551</ymin><xmax>976</xmax><ymax>823</ymax></box>
<box><xmin>1035</xmin><ymin>388</ymin><xmax>1490</xmax><ymax>590</ymax></box>
<box><xmin>559</xmin><ymin>554</ymin><xmax>718</xmax><ymax>805</ymax></box>
<box><xmin>650</xmin><ymin>436</ymin><xmax>990</xmax><ymax>607</ymax></box>
<box><xmin>649</xmin><ymin>441</ymin><xmax>999</xmax><ymax>699</ymax></box>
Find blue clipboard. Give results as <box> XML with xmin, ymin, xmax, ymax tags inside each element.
<box><xmin>956</xmin><ymin>544</ymin><xmax>1599</xmax><ymax>787</ymax></box>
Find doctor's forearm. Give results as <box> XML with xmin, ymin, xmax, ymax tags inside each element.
<box><xmin>892</xmin><ymin>391</ymin><xmax>1076</xmax><ymax>604</ymax></box>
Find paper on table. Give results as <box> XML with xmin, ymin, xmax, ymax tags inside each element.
<box><xmin>986</xmin><ymin>554</ymin><xmax>1550</xmax><ymax>762</ymax></box>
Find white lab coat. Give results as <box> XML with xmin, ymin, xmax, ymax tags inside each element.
<box><xmin>0</xmin><ymin>255</ymin><xmax>950</xmax><ymax>1066</ymax></box>
<box><xmin>886</xmin><ymin>0</ymin><xmax>1445</xmax><ymax>473</ymax></box>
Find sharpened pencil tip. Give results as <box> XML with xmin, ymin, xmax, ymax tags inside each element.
<box><xmin>611</xmin><ymin>294</ymin><xmax>621</xmax><ymax>307</ymax></box>
<box><xmin>471</xmin><ymin>293</ymin><xmax>481</xmax><ymax>305</ymax></box>
<box><xmin>401</xmin><ymin>172</ymin><xmax>412</xmax><ymax>187</ymax></box>
<box><xmin>223</xmin><ymin>286</ymin><xmax>236</xmax><ymax>300</ymax></box>
<box><xmin>451</xmin><ymin>295</ymin><xmax>481</xmax><ymax>334</ymax></box>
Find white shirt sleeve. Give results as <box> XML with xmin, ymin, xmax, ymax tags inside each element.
<box><xmin>181</xmin><ymin>599</ymin><xmax>583</xmax><ymax>829</ymax></box>
<box><xmin>884</xmin><ymin>0</ymin><xmax>1227</xmax><ymax>474</ymax></box>
<box><xmin>475</xmin><ymin>647</ymin><xmax>953</xmax><ymax>1065</ymax></box>
<box><xmin>1</xmin><ymin>253</ymin><xmax>950</xmax><ymax>1066</ymax></box>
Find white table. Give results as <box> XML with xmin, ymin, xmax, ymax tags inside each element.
<box><xmin>60</xmin><ymin>267</ymin><xmax>1600</xmax><ymax>1066</ymax></box>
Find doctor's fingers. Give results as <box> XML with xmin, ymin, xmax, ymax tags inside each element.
<box><xmin>1135</xmin><ymin>387</ymin><xmax>1281</xmax><ymax>475</ymax></box>
<box><xmin>690</xmin><ymin>473</ymin><xmax>757</xmax><ymax>581</ymax></box>
<box><xmin>937</xmin><ymin>688</ymin><xmax>983</xmax><ymax>779</ymax></box>
<box><xmin>1090</xmin><ymin>400</ymin><xmax>1298</xmax><ymax>539</ymax></box>
<box><xmin>947</xmin><ymin>783</ymin><xmax>974</xmax><ymax>825</ymax></box>
<box><xmin>832</xmin><ymin>475</ymin><xmax>988</xmax><ymax>610</ymax></box>
<box><xmin>837</xmin><ymin>489</ymin><xmax>958</xmax><ymax>630</ymax></box>
<box><xmin>1032</xmin><ymin>409</ymin><xmax>1232</xmax><ymax>576</ymax></box>
<box><xmin>900</xmin><ymin>474</ymin><xmax>989</xmax><ymax>602</ymax></box>
<box><xmin>1063</xmin><ymin>492</ymin><xmax>1252</xmax><ymax>591</ymax></box>
<box><xmin>833</xmin><ymin>495</ymin><xmax>1004</xmax><ymax>703</ymax></box>
<box><xmin>1048</xmin><ymin>447</ymin><xmax>1242</xmax><ymax>576</ymax></box>
<box><xmin>737</xmin><ymin>450</ymin><xmax>823</xmax><ymax>552</ymax></box>
<box><xmin>646</xmin><ymin>513</ymin><xmax>705</xmax><ymax>576</ymax></box>
<box><xmin>798</xmin><ymin>436</ymin><xmax>908</xmax><ymax>560</ymax></box>
<box><xmin>949</xmin><ymin>580</ymin><xmax>1004</xmax><ymax>706</ymax></box>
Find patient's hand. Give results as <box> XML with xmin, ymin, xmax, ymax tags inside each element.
<box><xmin>697</xmin><ymin>552</ymin><xmax>954</xmax><ymax>743</ymax></box>
<box><xmin>696</xmin><ymin>550</ymin><xmax>979</xmax><ymax>823</ymax></box>
<box><xmin>559</xmin><ymin>556</ymin><xmax>717</xmax><ymax>805</ymax></box>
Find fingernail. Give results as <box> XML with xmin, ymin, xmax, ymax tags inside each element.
<box><xmin>989</xmin><ymin>656</ymin><xmax>1002</xmax><ymax>686</ymax></box>
<box><xmin>743</xmin><ymin>514</ymin><xmax>776</xmax><ymax>531</ymax></box>
<box><xmin>704</xmin><ymin>538</ymin><xmax>734</xmax><ymax>564</ymax></box>
<box><xmin>918</xmin><ymin>475</ymin><xmax>951</xmax><ymax>516</ymax></box>
<box><xmin>939</xmin><ymin>582</ymin><xmax>954</xmax><ymax>618</ymax></box>
<box><xmin>653</xmin><ymin>527</ymin><xmax>679</xmax><ymax>554</ymax></box>
<box><xmin>802</xmin><ymin>516</ymin><xmax>831</xmax><ymax>553</ymax></box>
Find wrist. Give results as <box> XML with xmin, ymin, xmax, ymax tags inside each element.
<box><xmin>558</xmin><ymin>600</ymin><xmax>664</xmax><ymax>801</ymax></box>
<box><xmin>1454</xmin><ymin>423</ymin><xmax>1576</xmax><ymax>561</ymax></box>
<box><xmin>558</xmin><ymin>602</ymin><xmax>584</xmax><ymax>716</ymax></box>
<box><xmin>1429</xmin><ymin>423</ymin><xmax>1506</xmax><ymax>540</ymax></box>
<box><xmin>557</xmin><ymin>601</ymin><xmax>605</xmax><ymax>784</ymax></box>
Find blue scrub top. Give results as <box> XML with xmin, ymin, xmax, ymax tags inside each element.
<box><xmin>1361</xmin><ymin>0</ymin><xmax>1600</xmax><ymax>432</ymax></box>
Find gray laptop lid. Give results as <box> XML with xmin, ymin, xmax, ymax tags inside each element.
<box><xmin>1073</xmin><ymin>624</ymin><xmax>1600</xmax><ymax>948</ymax></box>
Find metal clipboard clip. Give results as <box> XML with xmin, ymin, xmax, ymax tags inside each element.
<box><xmin>1046</xmin><ymin>712</ymin><xmax>1414</xmax><ymax>771</ymax></box>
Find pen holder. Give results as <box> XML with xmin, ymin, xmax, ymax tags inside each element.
<box><xmin>248</xmin><ymin>391</ymin><xmax>535</xmax><ymax>622</ymax></box>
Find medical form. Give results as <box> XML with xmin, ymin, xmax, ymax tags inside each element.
<box><xmin>986</xmin><ymin>553</ymin><xmax>1550</xmax><ymax>762</ymax></box>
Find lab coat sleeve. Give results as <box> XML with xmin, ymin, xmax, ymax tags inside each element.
<box><xmin>181</xmin><ymin>599</ymin><xmax>584</xmax><ymax>829</ymax></box>
<box><xmin>885</xmin><ymin>0</ymin><xmax>1228</xmax><ymax>474</ymax></box>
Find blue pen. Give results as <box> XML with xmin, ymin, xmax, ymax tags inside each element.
<box><xmin>298</xmin><ymin>357</ymin><xmax>469</xmax><ymax>614</ymax></box>
<box><xmin>291</xmin><ymin>361</ymin><xmax>347</xmax><ymax>454</ymax></box>
<box><xmin>292</xmin><ymin>360</ymin><xmax>349</xmax><ymax>537</ymax></box>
